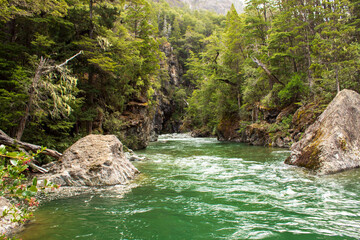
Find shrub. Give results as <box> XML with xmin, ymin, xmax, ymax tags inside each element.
<box><xmin>0</xmin><ymin>145</ymin><xmax>58</xmax><ymax>238</ymax></box>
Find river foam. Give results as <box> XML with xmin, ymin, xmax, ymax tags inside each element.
<box><xmin>19</xmin><ymin>134</ymin><xmax>360</xmax><ymax>240</ymax></box>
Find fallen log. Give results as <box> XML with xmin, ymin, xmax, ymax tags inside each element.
<box><xmin>0</xmin><ymin>130</ymin><xmax>62</xmax><ymax>159</ymax></box>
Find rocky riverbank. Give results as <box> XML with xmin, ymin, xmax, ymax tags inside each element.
<box><xmin>215</xmin><ymin>100</ymin><xmax>328</xmax><ymax>148</ymax></box>
<box><xmin>1</xmin><ymin>134</ymin><xmax>141</xmax><ymax>238</ymax></box>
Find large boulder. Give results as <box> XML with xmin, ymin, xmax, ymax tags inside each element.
<box><xmin>285</xmin><ymin>89</ymin><xmax>360</xmax><ymax>174</ymax></box>
<box><xmin>43</xmin><ymin>135</ymin><xmax>140</xmax><ymax>186</ymax></box>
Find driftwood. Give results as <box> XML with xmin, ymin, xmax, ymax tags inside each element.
<box><xmin>0</xmin><ymin>130</ymin><xmax>63</xmax><ymax>173</ymax></box>
<box><xmin>251</xmin><ymin>56</ymin><xmax>284</xmax><ymax>88</ymax></box>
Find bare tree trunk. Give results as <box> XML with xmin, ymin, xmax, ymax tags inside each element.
<box><xmin>15</xmin><ymin>57</ymin><xmax>47</xmax><ymax>141</ymax></box>
<box><xmin>251</xmin><ymin>56</ymin><xmax>284</xmax><ymax>88</ymax></box>
<box><xmin>87</xmin><ymin>71</ymin><xmax>95</xmax><ymax>134</ymax></box>
<box><xmin>89</xmin><ymin>0</ymin><xmax>94</xmax><ymax>39</ymax></box>
<box><xmin>336</xmin><ymin>65</ymin><xmax>340</xmax><ymax>93</ymax></box>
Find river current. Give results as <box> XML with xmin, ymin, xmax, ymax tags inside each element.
<box><xmin>19</xmin><ymin>134</ymin><xmax>360</xmax><ymax>239</ymax></box>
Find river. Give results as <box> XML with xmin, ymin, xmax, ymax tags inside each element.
<box><xmin>19</xmin><ymin>134</ymin><xmax>360</xmax><ymax>239</ymax></box>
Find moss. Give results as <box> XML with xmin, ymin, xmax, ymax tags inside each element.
<box><xmin>295</xmin><ymin>130</ymin><xmax>323</xmax><ymax>170</ymax></box>
<box><xmin>88</xmin><ymin>164</ymin><xmax>102</xmax><ymax>172</ymax></box>
<box><xmin>339</xmin><ymin>137</ymin><xmax>347</xmax><ymax>151</ymax></box>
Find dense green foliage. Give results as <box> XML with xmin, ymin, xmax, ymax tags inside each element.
<box><xmin>1</xmin><ymin>0</ymin><xmax>360</xmax><ymax>146</ymax></box>
<box><xmin>0</xmin><ymin>0</ymin><xmax>225</xmax><ymax>150</ymax></box>
<box><xmin>185</xmin><ymin>0</ymin><xmax>360</xmax><ymax>132</ymax></box>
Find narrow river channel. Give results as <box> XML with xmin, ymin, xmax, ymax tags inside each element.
<box><xmin>19</xmin><ymin>134</ymin><xmax>360</xmax><ymax>239</ymax></box>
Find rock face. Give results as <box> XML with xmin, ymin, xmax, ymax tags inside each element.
<box><xmin>118</xmin><ymin>101</ymin><xmax>152</xmax><ymax>150</ymax></box>
<box><xmin>216</xmin><ymin>115</ymin><xmax>293</xmax><ymax>148</ymax></box>
<box><xmin>163</xmin><ymin>0</ymin><xmax>244</xmax><ymax>15</ymax></box>
<box><xmin>44</xmin><ymin>135</ymin><xmax>140</xmax><ymax>186</ymax></box>
<box><xmin>285</xmin><ymin>89</ymin><xmax>360</xmax><ymax>174</ymax></box>
<box><xmin>150</xmin><ymin>42</ymin><xmax>183</xmax><ymax>141</ymax></box>
<box><xmin>216</xmin><ymin>101</ymin><xmax>327</xmax><ymax>148</ymax></box>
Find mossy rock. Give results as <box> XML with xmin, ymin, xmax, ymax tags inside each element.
<box><xmin>286</xmin><ymin>90</ymin><xmax>360</xmax><ymax>175</ymax></box>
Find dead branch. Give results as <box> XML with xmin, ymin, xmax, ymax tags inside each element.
<box><xmin>251</xmin><ymin>56</ymin><xmax>284</xmax><ymax>88</ymax></box>
<box><xmin>57</xmin><ymin>50</ymin><xmax>83</xmax><ymax>68</ymax></box>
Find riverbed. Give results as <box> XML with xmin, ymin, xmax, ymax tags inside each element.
<box><xmin>19</xmin><ymin>134</ymin><xmax>360</xmax><ymax>239</ymax></box>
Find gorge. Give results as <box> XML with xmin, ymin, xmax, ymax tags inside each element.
<box><xmin>1</xmin><ymin>0</ymin><xmax>360</xmax><ymax>239</ymax></box>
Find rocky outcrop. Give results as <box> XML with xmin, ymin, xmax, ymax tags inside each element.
<box><xmin>42</xmin><ymin>135</ymin><xmax>139</xmax><ymax>186</ymax></box>
<box><xmin>160</xmin><ymin>42</ymin><xmax>182</xmax><ymax>87</ymax></box>
<box><xmin>216</xmin><ymin>100</ymin><xmax>327</xmax><ymax>148</ymax></box>
<box><xmin>150</xmin><ymin>42</ymin><xmax>183</xmax><ymax>140</ymax></box>
<box><xmin>191</xmin><ymin>127</ymin><xmax>213</xmax><ymax>137</ymax></box>
<box><xmin>216</xmin><ymin>115</ymin><xmax>242</xmax><ymax>142</ymax></box>
<box><xmin>118</xmin><ymin>101</ymin><xmax>152</xmax><ymax>150</ymax></box>
<box><xmin>163</xmin><ymin>0</ymin><xmax>244</xmax><ymax>15</ymax></box>
<box><xmin>289</xmin><ymin>100</ymin><xmax>326</xmax><ymax>142</ymax></box>
<box><xmin>216</xmin><ymin>113</ymin><xmax>293</xmax><ymax>148</ymax></box>
<box><xmin>285</xmin><ymin>89</ymin><xmax>360</xmax><ymax>174</ymax></box>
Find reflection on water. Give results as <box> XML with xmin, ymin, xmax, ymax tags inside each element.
<box><xmin>19</xmin><ymin>134</ymin><xmax>360</xmax><ymax>239</ymax></box>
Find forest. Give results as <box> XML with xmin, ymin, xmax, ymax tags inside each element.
<box><xmin>1</xmin><ymin>0</ymin><xmax>360</xmax><ymax>152</ymax></box>
<box><xmin>1</xmin><ymin>0</ymin><xmax>360</xmax><ymax>237</ymax></box>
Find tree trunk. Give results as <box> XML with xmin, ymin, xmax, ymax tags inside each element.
<box><xmin>237</xmin><ymin>91</ymin><xmax>242</xmax><ymax>116</ymax></box>
<box><xmin>15</xmin><ymin>57</ymin><xmax>47</xmax><ymax>141</ymax></box>
<box><xmin>89</xmin><ymin>0</ymin><xmax>94</xmax><ymax>39</ymax></box>
<box><xmin>9</xmin><ymin>18</ymin><xmax>16</xmax><ymax>42</ymax></box>
<box><xmin>0</xmin><ymin>130</ymin><xmax>62</xmax><ymax>159</ymax></box>
<box><xmin>336</xmin><ymin>65</ymin><xmax>340</xmax><ymax>93</ymax></box>
<box><xmin>252</xmin><ymin>104</ymin><xmax>259</xmax><ymax>123</ymax></box>
<box><xmin>289</xmin><ymin>37</ymin><xmax>298</xmax><ymax>72</ymax></box>
<box><xmin>87</xmin><ymin>71</ymin><xmax>95</xmax><ymax>134</ymax></box>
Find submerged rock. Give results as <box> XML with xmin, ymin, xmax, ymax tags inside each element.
<box><xmin>43</xmin><ymin>135</ymin><xmax>140</xmax><ymax>186</ymax></box>
<box><xmin>285</xmin><ymin>89</ymin><xmax>360</xmax><ymax>174</ymax></box>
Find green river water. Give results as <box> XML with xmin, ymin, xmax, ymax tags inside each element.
<box><xmin>19</xmin><ymin>134</ymin><xmax>360</xmax><ymax>239</ymax></box>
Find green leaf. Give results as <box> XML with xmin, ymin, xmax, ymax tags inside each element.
<box><xmin>16</xmin><ymin>188</ymin><xmax>23</xmax><ymax>195</ymax></box>
<box><xmin>22</xmin><ymin>191</ymin><xmax>31</xmax><ymax>197</ymax></box>
<box><xmin>0</xmin><ymin>145</ymin><xmax>6</xmax><ymax>154</ymax></box>
<box><xmin>10</xmin><ymin>159</ymin><xmax>18</xmax><ymax>167</ymax></box>
<box><xmin>32</xmin><ymin>177</ymin><xmax>37</xmax><ymax>186</ymax></box>
<box><xmin>29</xmin><ymin>185</ymin><xmax>38</xmax><ymax>193</ymax></box>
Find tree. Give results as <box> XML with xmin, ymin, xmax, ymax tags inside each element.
<box><xmin>312</xmin><ymin>0</ymin><xmax>359</xmax><ymax>93</ymax></box>
<box><xmin>14</xmin><ymin>52</ymin><xmax>81</xmax><ymax>140</ymax></box>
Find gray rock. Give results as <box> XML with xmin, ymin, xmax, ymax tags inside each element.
<box><xmin>166</xmin><ymin>0</ymin><xmax>244</xmax><ymax>15</ymax></box>
<box><xmin>285</xmin><ymin>89</ymin><xmax>360</xmax><ymax>174</ymax></box>
<box><xmin>43</xmin><ymin>135</ymin><xmax>140</xmax><ymax>186</ymax></box>
<box><xmin>0</xmin><ymin>197</ymin><xmax>22</xmax><ymax>237</ymax></box>
<box><xmin>124</xmin><ymin>150</ymin><xmax>146</xmax><ymax>162</ymax></box>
